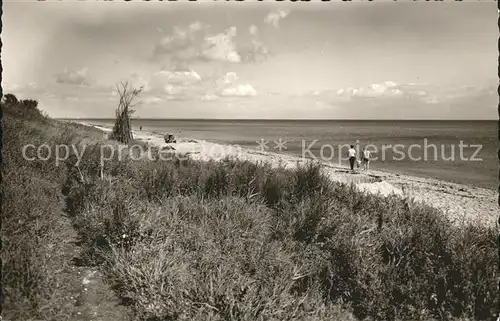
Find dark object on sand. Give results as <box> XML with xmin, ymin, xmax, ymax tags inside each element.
<box><xmin>164</xmin><ymin>133</ymin><xmax>177</xmax><ymax>143</ymax></box>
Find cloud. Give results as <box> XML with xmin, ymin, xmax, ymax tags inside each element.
<box><xmin>304</xmin><ymin>81</ymin><xmax>446</xmax><ymax>106</ymax></box>
<box><xmin>132</xmin><ymin>67</ymin><xmax>209</xmax><ymax>102</ymax></box>
<box><xmin>153</xmin><ymin>21</ymin><xmax>206</xmax><ymax>58</ymax></box>
<box><xmin>220</xmin><ymin>84</ymin><xmax>257</xmax><ymax>97</ymax></box>
<box><xmin>304</xmin><ymin>81</ymin><xmax>496</xmax><ymax>119</ymax></box>
<box><xmin>215</xmin><ymin>72</ymin><xmax>256</xmax><ymax>97</ymax></box>
<box><xmin>55</xmin><ymin>67</ymin><xmax>93</xmax><ymax>86</ymax></box>
<box><xmin>153</xmin><ymin>21</ymin><xmax>275</xmax><ymax>65</ymax></box>
<box><xmin>165</xmin><ymin>95</ymin><xmax>189</xmax><ymax>101</ymax></box>
<box><xmin>264</xmin><ymin>9</ymin><xmax>291</xmax><ymax>28</ymax></box>
<box><xmin>170</xmin><ymin>70</ymin><xmax>202</xmax><ymax>84</ymax></box>
<box><xmin>336</xmin><ymin>81</ymin><xmax>404</xmax><ymax>99</ymax></box>
<box><xmin>201</xmin><ymin>27</ymin><xmax>241</xmax><ymax>63</ymax></box>
<box><xmin>188</xmin><ymin>21</ymin><xmax>203</xmax><ymax>33</ymax></box>
<box><xmin>148</xmin><ymin>70</ymin><xmax>202</xmax><ymax>92</ymax></box>
<box><xmin>239</xmin><ymin>37</ymin><xmax>269</xmax><ymax>64</ymax></box>
<box><xmin>136</xmin><ymin>70</ymin><xmax>257</xmax><ymax>101</ymax></box>
<box><xmin>163</xmin><ymin>84</ymin><xmax>186</xmax><ymax>96</ymax></box>
<box><xmin>216</xmin><ymin>72</ymin><xmax>238</xmax><ymax>87</ymax></box>
<box><xmin>115</xmin><ymin>68</ymin><xmax>257</xmax><ymax>105</ymax></box>
<box><xmin>153</xmin><ymin>23</ymin><xmax>242</xmax><ymax>64</ymax></box>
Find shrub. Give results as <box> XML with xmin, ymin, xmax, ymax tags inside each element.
<box><xmin>68</xmin><ymin>151</ymin><xmax>497</xmax><ymax>320</ymax></box>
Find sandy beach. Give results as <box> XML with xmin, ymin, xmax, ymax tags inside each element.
<box><xmin>80</xmin><ymin>122</ymin><xmax>498</xmax><ymax>227</ymax></box>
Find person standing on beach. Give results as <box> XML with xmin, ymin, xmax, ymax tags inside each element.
<box><xmin>348</xmin><ymin>145</ymin><xmax>356</xmax><ymax>171</ymax></box>
<box><xmin>362</xmin><ymin>147</ymin><xmax>371</xmax><ymax>172</ymax></box>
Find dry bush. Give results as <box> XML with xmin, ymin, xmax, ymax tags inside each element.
<box><xmin>109</xmin><ymin>81</ymin><xmax>143</xmax><ymax>144</ymax></box>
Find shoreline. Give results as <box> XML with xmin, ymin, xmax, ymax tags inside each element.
<box><xmin>72</xmin><ymin>121</ymin><xmax>498</xmax><ymax>227</ymax></box>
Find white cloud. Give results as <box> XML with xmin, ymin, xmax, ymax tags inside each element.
<box><xmin>134</xmin><ymin>68</ymin><xmax>215</xmax><ymax>101</ymax></box>
<box><xmin>308</xmin><ymin>82</ymin><xmax>497</xmax><ymax>117</ymax></box>
<box><xmin>163</xmin><ymin>84</ymin><xmax>184</xmax><ymax>95</ymax></box>
<box><xmin>153</xmin><ymin>23</ymin><xmax>243</xmax><ymax>64</ymax></box>
<box><xmin>216</xmin><ymin>72</ymin><xmax>238</xmax><ymax>87</ymax></box>
<box><xmin>153</xmin><ymin>20</ymin><xmax>274</xmax><ymax>65</ymax></box>
<box><xmin>384</xmin><ymin>81</ymin><xmax>398</xmax><ymax>88</ymax></box>
<box><xmin>220</xmin><ymin>84</ymin><xmax>257</xmax><ymax>97</ymax></box>
<box><xmin>166</xmin><ymin>95</ymin><xmax>188</xmax><ymax>101</ymax></box>
<box><xmin>55</xmin><ymin>67</ymin><xmax>93</xmax><ymax>86</ymax></box>
<box><xmin>149</xmin><ymin>70</ymin><xmax>202</xmax><ymax>91</ymax></box>
<box><xmin>335</xmin><ymin>87</ymin><xmax>358</xmax><ymax>97</ymax></box>
<box><xmin>336</xmin><ymin>81</ymin><xmax>404</xmax><ymax>98</ymax></box>
<box><xmin>264</xmin><ymin>9</ymin><xmax>291</xmax><ymax>28</ymax></box>
<box><xmin>188</xmin><ymin>21</ymin><xmax>203</xmax><ymax>33</ymax></box>
<box><xmin>214</xmin><ymin>72</ymin><xmax>257</xmax><ymax>98</ymax></box>
<box><xmin>239</xmin><ymin>38</ymin><xmax>269</xmax><ymax>64</ymax></box>
<box><xmin>201</xmin><ymin>27</ymin><xmax>241</xmax><ymax>63</ymax></box>
<box><xmin>156</xmin><ymin>27</ymin><xmax>193</xmax><ymax>54</ymax></box>
<box><xmin>174</xmin><ymin>70</ymin><xmax>202</xmax><ymax>83</ymax></box>
<box><xmin>153</xmin><ymin>21</ymin><xmax>208</xmax><ymax>62</ymax></box>
<box><xmin>116</xmin><ymin>70</ymin><xmax>257</xmax><ymax>104</ymax></box>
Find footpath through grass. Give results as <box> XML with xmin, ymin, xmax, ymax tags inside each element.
<box><xmin>2</xmin><ymin>98</ymin><xmax>104</xmax><ymax>320</ymax></box>
<box><xmin>2</xmin><ymin>98</ymin><xmax>497</xmax><ymax>321</ymax></box>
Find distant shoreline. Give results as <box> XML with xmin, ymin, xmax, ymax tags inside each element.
<box><xmin>58</xmin><ymin>118</ymin><xmax>497</xmax><ymax>122</ymax></box>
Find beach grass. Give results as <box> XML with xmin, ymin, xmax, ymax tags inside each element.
<box><xmin>2</xmin><ymin>98</ymin><xmax>497</xmax><ymax>321</ymax></box>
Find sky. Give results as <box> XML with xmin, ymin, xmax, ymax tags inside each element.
<box><xmin>2</xmin><ymin>1</ymin><xmax>497</xmax><ymax>119</ymax></box>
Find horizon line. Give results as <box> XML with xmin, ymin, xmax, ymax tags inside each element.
<box><xmin>56</xmin><ymin>117</ymin><xmax>497</xmax><ymax>122</ymax></box>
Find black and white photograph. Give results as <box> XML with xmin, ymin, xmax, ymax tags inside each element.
<box><xmin>1</xmin><ymin>1</ymin><xmax>498</xmax><ymax>320</ymax></box>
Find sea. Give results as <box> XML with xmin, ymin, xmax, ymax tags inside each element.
<box><xmin>72</xmin><ymin>119</ymin><xmax>498</xmax><ymax>190</ymax></box>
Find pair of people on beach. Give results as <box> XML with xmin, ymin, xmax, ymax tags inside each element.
<box><xmin>348</xmin><ymin>145</ymin><xmax>370</xmax><ymax>172</ymax></box>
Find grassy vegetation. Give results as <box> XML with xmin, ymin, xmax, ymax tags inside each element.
<box><xmin>2</xmin><ymin>96</ymin><xmax>497</xmax><ymax>321</ymax></box>
<box><xmin>1</xmin><ymin>96</ymin><xmax>106</xmax><ymax>320</ymax></box>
